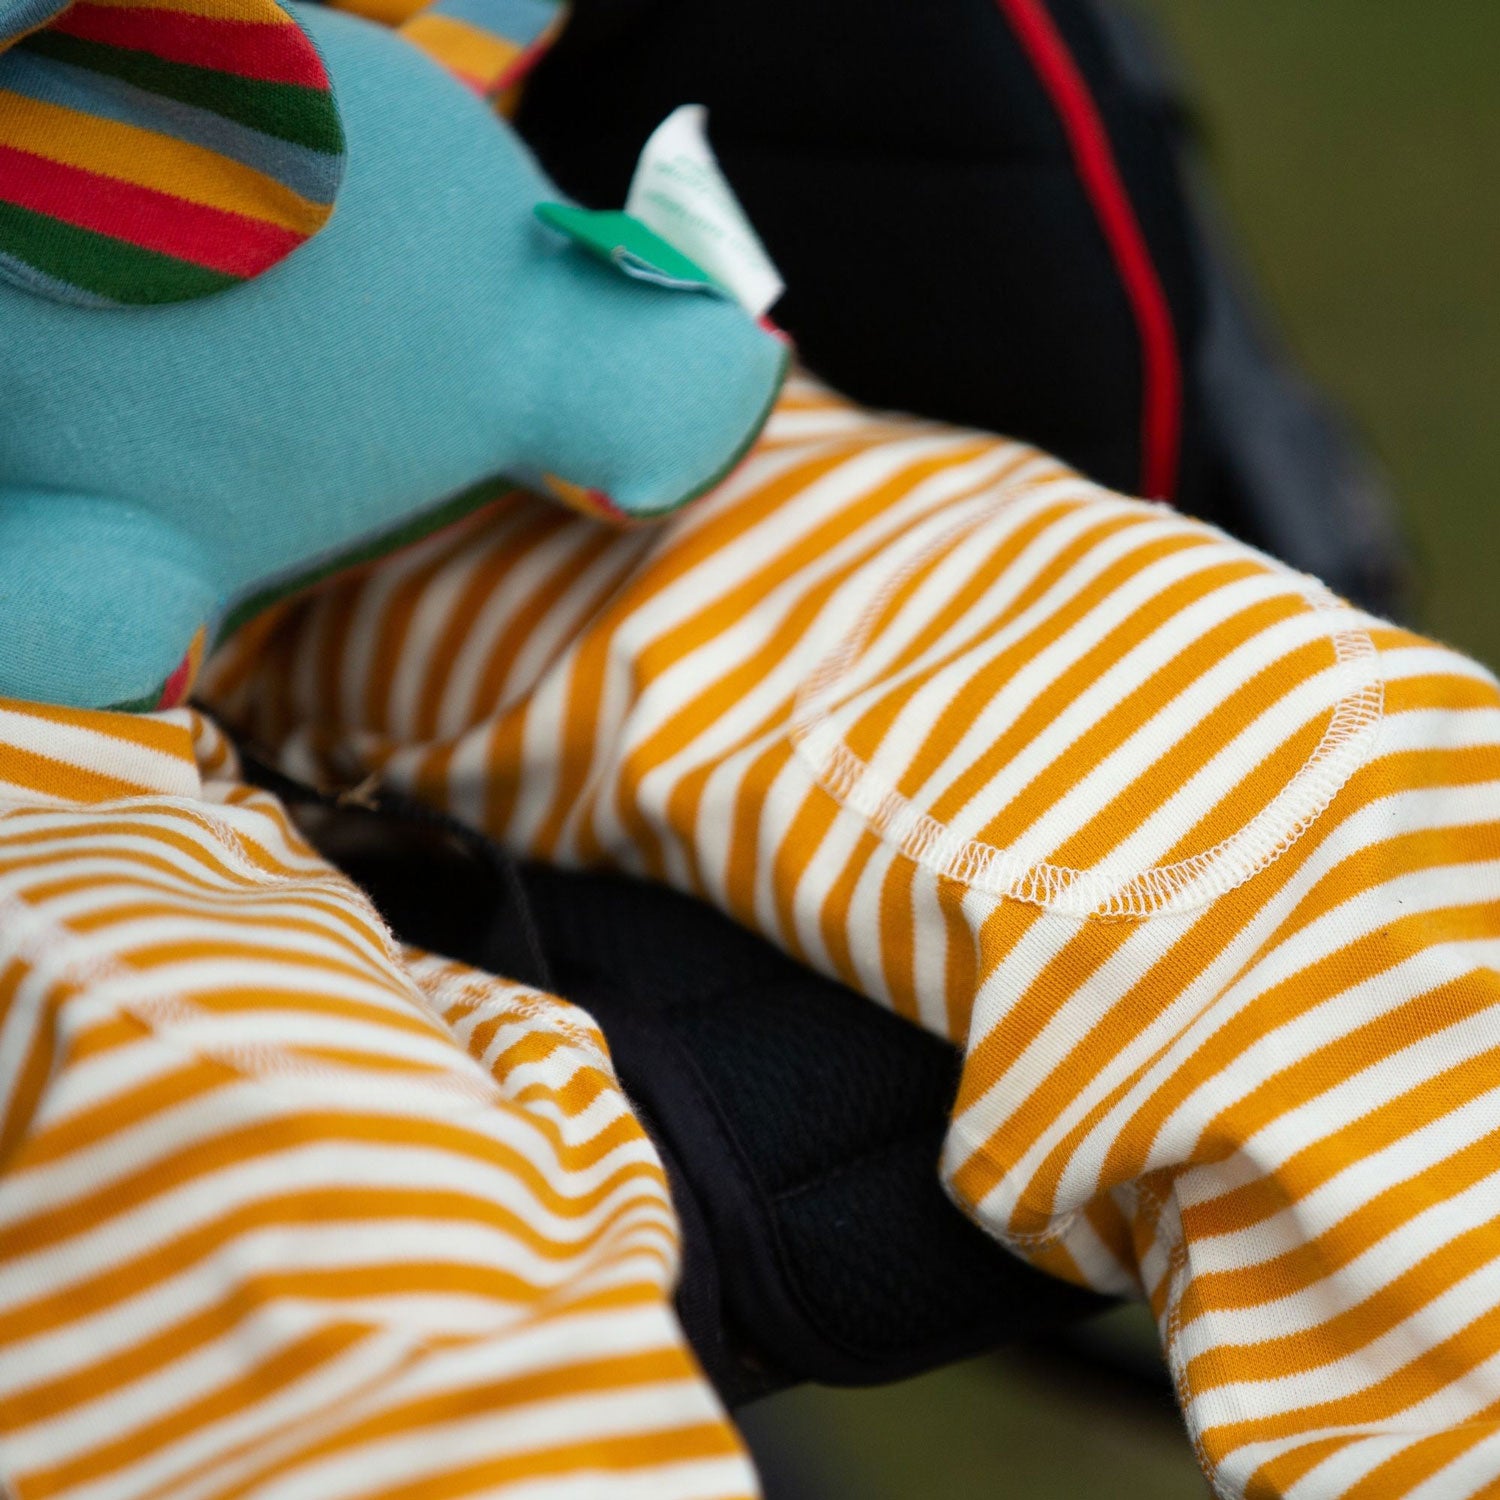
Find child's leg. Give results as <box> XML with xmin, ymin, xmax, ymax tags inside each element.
<box><xmin>0</xmin><ymin>705</ymin><xmax>750</xmax><ymax>1500</ymax></box>
<box><xmin>207</xmin><ymin>376</ymin><xmax>1500</xmax><ymax>1500</ymax></box>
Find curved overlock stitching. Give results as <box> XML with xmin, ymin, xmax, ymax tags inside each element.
<box><xmin>791</xmin><ymin>494</ymin><xmax>1386</xmax><ymax>921</ymax></box>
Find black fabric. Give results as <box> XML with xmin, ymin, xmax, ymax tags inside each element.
<box><xmin>519</xmin><ymin>0</ymin><xmax>1206</xmax><ymax>505</ymax></box>
<box><xmin>234</xmin><ymin>750</ymin><xmax>554</xmax><ymax>987</ymax></box>
<box><xmin>512</xmin><ymin>862</ymin><xmax>1104</xmax><ymax>1404</ymax></box>
<box><xmin>238</xmin><ymin>750</ymin><xmax>1105</xmax><ymax>1407</ymax></box>
<box><xmin>517</xmin><ymin>0</ymin><xmax>1409</xmax><ymax>614</ymax></box>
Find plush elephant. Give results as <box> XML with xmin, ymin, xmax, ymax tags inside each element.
<box><xmin>0</xmin><ymin>0</ymin><xmax>787</xmax><ymax>709</ymax></box>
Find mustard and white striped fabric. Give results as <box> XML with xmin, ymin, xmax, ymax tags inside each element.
<box><xmin>4</xmin><ymin>373</ymin><xmax>1500</xmax><ymax>1497</ymax></box>
<box><xmin>0</xmin><ymin>710</ymin><xmax>752</xmax><ymax>1497</ymax></box>
<box><xmin>205</xmin><ymin>376</ymin><xmax>1500</xmax><ymax>1499</ymax></box>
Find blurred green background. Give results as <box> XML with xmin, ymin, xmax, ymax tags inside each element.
<box><xmin>1147</xmin><ymin>0</ymin><xmax>1500</xmax><ymax>665</ymax></box>
<box><xmin>746</xmin><ymin>4</ymin><xmax>1500</xmax><ymax>1495</ymax></box>
<box><xmin>745</xmin><ymin>1305</ymin><xmax>1209</xmax><ymax>1497</ymax></box>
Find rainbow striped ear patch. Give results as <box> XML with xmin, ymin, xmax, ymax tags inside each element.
<box><xmin>0</xmin><ymin>0</ymin><xmax>345</xmax><ymax>306</ymax></box>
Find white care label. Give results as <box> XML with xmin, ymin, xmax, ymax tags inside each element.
<box><xmin>625</xmin><ymin>105</ymin><xmax>785</xmax><ymax>319</ymax></box>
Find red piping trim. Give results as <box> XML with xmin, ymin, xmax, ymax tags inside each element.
<box><xmin>991</xmin><ymin>0</ymin><xmax>1182</xmax><ymax>500</ymax></box>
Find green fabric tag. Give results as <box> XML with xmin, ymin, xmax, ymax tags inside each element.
<box><xmin>534</xmin><ymin>203</ymin><xmax>727</xmax><ymax>297</ymax></box>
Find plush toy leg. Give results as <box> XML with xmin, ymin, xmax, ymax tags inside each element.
<box><xmin>513</xmin><ymin>250</ymin><xmax>789</xmax><ymax>518</ymax></box>
<box><xmin>0</xmin><ymin>491</ymin><xmax>219</xmax><ymax>709</ymax></box>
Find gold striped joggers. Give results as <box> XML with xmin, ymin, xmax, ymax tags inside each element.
<box><xmin>3</xmin><ymin>379</ymin><xmax>1499</xmax><ymax>1499</ymax></box>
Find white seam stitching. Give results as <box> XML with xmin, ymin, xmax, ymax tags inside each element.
<box><xmin>0</xmin><ymin>888</ymin><xmax>508</xmax><ymax>1112</ymax></box>
<box><xmin>3</xmin><ymin>792</ymin><xmax>413</xmax><ymax>972</ymax></box>
<box><xmin>1157</xmin><ymin>1184</ymin><xmax>1240</xmax><ymax>1498</ymax></box>
<box><xmin>413</xmin><ymin>966</ymin><xmax>615</xmax><ymax>1075</ymax></box>
<box><xmin>791</xmin><ymin>496</ymin><xmax>1385</xmax><ymax>920</ymax></box>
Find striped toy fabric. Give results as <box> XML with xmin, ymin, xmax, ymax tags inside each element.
<box><xmin>320</xmin><ymin>0</ymin><xmax>562</xmax><ymax>107</ymax></box>
<box><xmin>192</xmin><ymin>374</ymin><xmax>1500</xmax><ymax>1500</ymax></box>
<box><xmin>0</xmin><ymin>0</ymin><xmax>345</xmax><ymax>305</ymax></box>
<box><xmin>0</xmin><ymin>0</ymin><xmax>562</xmax><ymax>309</ymax></box>
<box><xmin>400</xmin><ymin>0</ymin><xmax>561</xmax><ymax>105</ymax></box>
<box><xmin>0</xmin><ymin>706</ymin><xmax>754</xmax><ymax>1497</ymax></box>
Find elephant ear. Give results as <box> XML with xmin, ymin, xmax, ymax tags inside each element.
<box><xmin>0</xmin><ymin>0</ymin><xmax>344</xmax><ymax>306</ymax></box>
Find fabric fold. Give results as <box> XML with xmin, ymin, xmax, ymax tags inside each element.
<box><xmin>205</xmin><ymin>376</ymin><xmax>1500</xmax><ymax>1500</ymax></box>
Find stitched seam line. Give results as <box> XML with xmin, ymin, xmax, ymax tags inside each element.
<box><xmin>791</xmin><ymin>503</ymin><xmax>1385</xmax><ymax>920</ymax></box>
<box><xmin>413</xmin><ymin>966</ymin><xmax>615</xmax><ymax>1076</ymax></box>
<box><xmin>0</xmin><ymin>887</ymin><xmax>509</xmax><ymax>1113</ymax></box>
<box><xmin>3</xmin><ymin>791</ymin><xmax>412</xmax><ymax>972</ymax></box>
<box><xmin>1156</xmin><ymin>1184</ymin><xmax>1240</xmax><ymax>1499</ymax></box>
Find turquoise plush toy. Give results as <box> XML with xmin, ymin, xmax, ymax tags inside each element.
<box><xmin>0</xmin><ymin>0</ymin><xmax>787</xmax><ymax>710</ymax></box>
